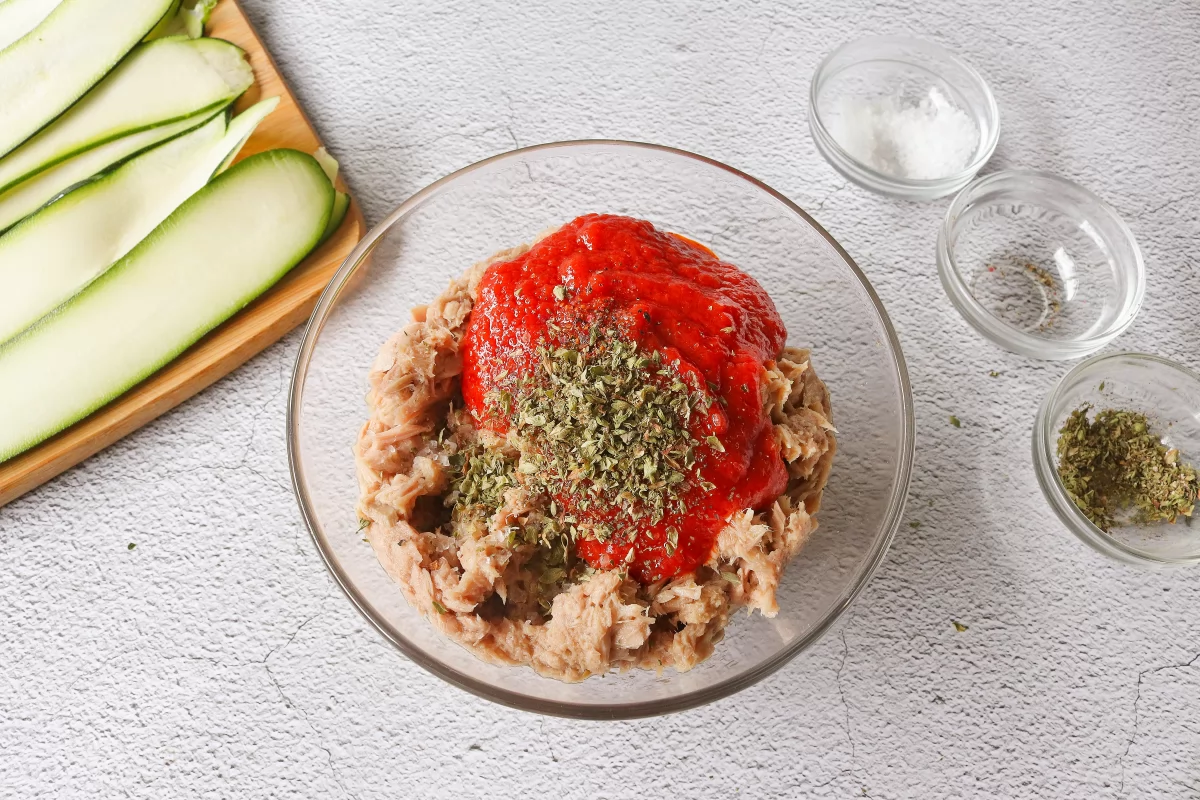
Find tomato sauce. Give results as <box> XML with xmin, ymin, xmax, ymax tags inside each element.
<box><xmin>460</xmin><ymin>214</ymin><xmax>788</xmax><ymax>581</ymax></box>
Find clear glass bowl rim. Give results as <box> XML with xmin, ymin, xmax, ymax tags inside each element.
<box><xmin>286</xmin><ymin>139</ymin><xmax>916</xmax><ymax>719</ymax></box>
<box><xmin>807</xmin><ymin>34</ymin><xmax>1001</xmax><ymax>193</ymax></box>
<box><xmin>937</xmin><ymin>169</ymin><xmax>1146</xmax><ymax>360</ymax></box>
<box><xmin>1032</xmin><ymin>350</ymin><xmax>1200</xmax><ymax>567</ymax></box>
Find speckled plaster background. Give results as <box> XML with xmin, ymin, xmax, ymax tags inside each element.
<box><xmin>3</xmin><ymin>1</ymin><xmax>1200</xmax><ymax>797</ymax></box>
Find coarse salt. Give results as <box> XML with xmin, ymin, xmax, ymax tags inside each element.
<box><xmin>828</xmin><ymin>86</ymin><xmax>979</xmax><ymax>180</ymax></box>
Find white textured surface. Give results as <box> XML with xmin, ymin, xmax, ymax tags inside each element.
<box><xmin>3</xmin><ymin>0</ymin><xmax>1200</xmax><ymax>797</ymax></box>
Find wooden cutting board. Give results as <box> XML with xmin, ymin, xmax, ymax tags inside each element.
<box><xmin>0</xmin><ymin>0</ymin><xmax>366</xmax><ymax>507</ymax></box>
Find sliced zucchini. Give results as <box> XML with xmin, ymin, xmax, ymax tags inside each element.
<box><xmin>0</xmin><ymin>0</ymin><xmax>63</xmax><ymax>51</ymax></box>
<box><xmin>178</xmin><ymin>0</ymin><xmax>217</xmax><ymax>38</ymax></box>
<box><xmin>0</xmin><ymin>108</ymin><xmax>219</xmax><ymax>233</ymax></box>
<box><xmin>313</xmin><ymin>146</ymin><xmax>340</xmax><ymax>183</ymax></box>
<box><xmin>320</xmin><ymin>191</ymin><xmax>350</xmax><ymax>244</ymax></box>
<box><xmin>0</xmin><ymin>0</ymin><xmax>176</xmax><ymax>158</ymax></box>
<box><xmin>0</xmin><ymin>98</ymin><xmax>278</xmax><ymax>345</ymax></box>
<box><xmin>147</xmin><ymin>0</ymin><xmax>216</xmax><ymax>40</ymax></box>
<box><xmin>309</xmin><ymin>146</ymin><xmax>348</xmax><ymax>244</ymax></box>
<box><xmin>0</xmin><ymin>36</ymin><xmax>252</xmax><ymax>195</ymax></box>
<box><xmin>0</xmin><ymin>149</ymin><xmax>334</xmax><ymax>462</ymax></box>
<box><xmin>141</xmin><ymin>0</ymin><xmax>180</xmax><ymax>41</ymax></box>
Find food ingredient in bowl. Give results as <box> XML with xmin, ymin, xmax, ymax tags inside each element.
<box><xmin>355</xmin><ymin>214</ymin><xmax>837</xmax><ymax>681</ymax></box>
<box><xmin>1018</xmin><ymin>262</ymin><xmax>1062</xmax><ymax>330</ymax></box>
<box><xmin>462</xmin><ymin>215</ymin><xmax>798</xmax><ymax>583</ymax></box>
<box><xmin>1056</xmin><ymin>405</ymin><xmax>1198</xmax><ymax>532</ymax></box>
<box><xmin>979</xmin><ymin>261</ymin><xmax>1063</xmax><ymax>332</ymax></box>
<box><xmin>828</xmin><ymin>87</ymin><xmax>977</xmax><ymax>180</ymax></box>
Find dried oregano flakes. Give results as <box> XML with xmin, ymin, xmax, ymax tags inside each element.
<box><xmin>1056</xmin><ymin>404</ymin><xmax>1199</xmax><ymax>532</ymax></box>
<box><xmin>446</xmin><ymin>329</ymin><xmax>719</xmax><ymax>540</ymax></box>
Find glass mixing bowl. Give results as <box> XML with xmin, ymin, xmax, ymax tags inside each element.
<box><xmin>287</xmin><ymin>141</ymin><xmax>914</xmax><ymax>718</ymax></box>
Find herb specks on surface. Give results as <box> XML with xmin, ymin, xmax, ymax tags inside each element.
<box><xmin>952</xmin><ymin>620</ymin><xmax>968</xmax><ymax>632</ymax></box>
<box><xmin>949</xmin><ymin>415</ymin><xmax>962</xmax><ymax>428</ymax></box>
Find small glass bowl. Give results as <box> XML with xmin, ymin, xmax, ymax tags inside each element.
<box><xmin>939</xmin><ymin>170</ymin><xmax>1145</xmax><ymax>360</ymax></box>
<box><xmin>1033</xmin><ymin>352</ymin><xmax>1200</xmax><ymax>566</ymax></box>
<box><xmin>808</xmin><ymin>35</ymin><xmax>999</xmax><ymax>200</ymax></box>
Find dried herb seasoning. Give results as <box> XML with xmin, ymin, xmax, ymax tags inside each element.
<box><xmin>444</xmin><ymin>445</ymin><xmax>585</xmax><ymax>615</ymax></box>
<box><xmin>1056</xmin><ymin>404</ymin><xmax>1199</xmax><ymax>532</ymax></box>
<box><xmin>1024</xmin><ymin>262</ymin><xmax>1061</xmax><ymax>324</ymax></box>
<box><xmin>440</xmin><ymin>329</ymin><xmax>710</xmax><ymax>608</ymax></box>
<box><xmin>447</xmin><ymin>444</ymin><xmax>517</xmax><ymax>513</ymax></box>
<box><xmin>985</xmin><ymin>261</ymin><xmax>1062</xmax><ymax>331</ymax></box>
<box><xmin>489</xmin><ymin>332</ymin><xmax>709</xmax><ymax>540</ymax></box>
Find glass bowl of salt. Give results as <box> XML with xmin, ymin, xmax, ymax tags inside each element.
<box><xmin>808</xmin><ymin>35</ymin><xmax>999</xmax><ymax>200</ymax></box>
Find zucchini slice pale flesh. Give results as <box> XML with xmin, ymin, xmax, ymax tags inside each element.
<box><xmin>0</xmin><ymin>36</ymin><xmax>252</xmax><ymax>195</ymax></box>
<box><xmin>0</xmin><ymin>149</ymin><xmax>334</xmax><ymax>462</ymax></box>
<box><xmin>0</xmin><ymin>98</ymin><xmax>279</xmax><ymax>346</ymax></box>
<box><xmin>0</xmin><ymin>0</ymin><xmax>63</xmax><ymax>52</ymax></box>
<box><xmin>0</xmin><ymin>108</ymin><xmax>220</xmax><ymax>233</ymax></box>
<box><xmin>141</xmin><ymin>0</ymin><xmax>180</xmax><ymax>41</ymax></box>
<box><xmin>0</xmin><ymin>0</ymin><xmax>175</xmax><ymax>158</ymax></box>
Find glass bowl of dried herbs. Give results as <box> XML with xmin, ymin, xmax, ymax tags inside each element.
<box><xmin>1034</xmin><ymin>352</ymin><xmax>1200</xmax><ymax>566</ymax></box>
<box><xmin>288</xmin><ymin>141</ymin><xmax>915</xmax><ymax>718</ymax></box>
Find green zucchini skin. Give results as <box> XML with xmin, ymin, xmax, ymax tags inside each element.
<box><xmin>0</xmin><ymin>0</ymin><xmax>176</xmax><ymax>158</ymax></box>
<box><xmin>0</xmin><ymin>149</ymin><xmax>334</xmax><ymax>462</ymax></box>
<box><xmin>319</xmin><ymin>191</ymin><xmax>350</xmax><ymax>244</ymax></box>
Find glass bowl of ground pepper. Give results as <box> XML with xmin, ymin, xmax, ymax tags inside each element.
<box><xmin>1034</xmin><ymin>352</ymin><xmax>1200</xmax><ymax>566</ymax></box>
<box><xmin>939</xmin><ymin>170</ymin><xmax>1145</xmax><ymax>359</ymax></box>
<box><xmin>288</xmin><ymin>141</ymin><xmax>915</xmax><ymax>717</ymax></box>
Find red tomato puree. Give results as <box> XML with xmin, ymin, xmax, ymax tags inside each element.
<box><xmin>460</xmin><ymin>214</ymin><xmax>788</xmax><ymax>581</ymax></box>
